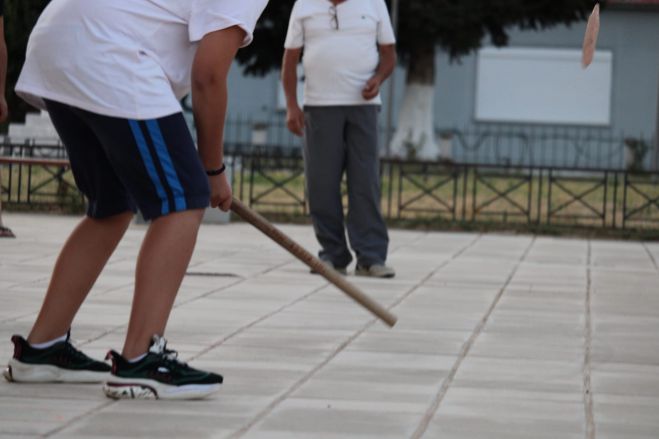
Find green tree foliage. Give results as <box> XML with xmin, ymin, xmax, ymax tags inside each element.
<box><xmin>235</xmin><ymin>1</ymin><xmax>296</xmax><ymax>76</ymax></box>
<box><xmin>3</xmin><ymin>0</ymin><xmax>49</xmax><ymax>124</ymax></box>
<box><xmin>399</xmin><ymin>0</ymin><xmax>596</xmax><ymax>60</ymax></box>
<box><xmin>236</xmin><ymin>0</ymin><xmax>598</xmax><ymax>78</ymax></box>
<box><xmin>2</xmin><ymin>0</ymin><xmax>599</xmax><ymax>123</ymax></box>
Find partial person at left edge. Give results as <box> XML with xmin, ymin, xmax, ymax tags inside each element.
<box><xmin>0</xmin><ymin>0</ymin><xmax>14</xmax><ymax>238</ymax></box>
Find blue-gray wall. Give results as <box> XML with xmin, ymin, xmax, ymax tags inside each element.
<box><xmin>226</xmin><ymin>10</ymin><xmax>658</xmax><ymax>138</ymax></box>
<box><xmin>431</xmin><ymin>10</ymin><xmax>659</xmax><ymax>136</ymax></box>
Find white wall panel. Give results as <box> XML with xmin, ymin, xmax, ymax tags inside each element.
<box><xmin>475</xmin><ymin>47</ymin><xmax>613</xmax><ymax>125</ymax></box>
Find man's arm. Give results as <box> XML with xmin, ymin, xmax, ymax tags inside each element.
<box><xmin>281</xmin><ymin>48</ymin><xmax>304</xmax><ymax>136</ymax></box>
<box><xmin>0</xmin><ymin>17</ymin><xmax>9</xmax><ymax>123</ymax></box>
<box><xmin>362</xmin><ymin>44</ymin><xmax>396</xmax><ymax>100</ymax></box>
<box><xmin>191</xmin><ymin>26</ymin><xmax>244</xmax><ymax>211</ymax></box>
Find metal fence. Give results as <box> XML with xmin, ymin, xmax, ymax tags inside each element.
<box><xmin>2</xmin><ymin>140</ymin><xmax>658</xmax><ymax>232</ymax></box>
<box><xmin>219</xmin><ymin>115</ymin><xmax>657</xmax><ymax>171</ymax></box>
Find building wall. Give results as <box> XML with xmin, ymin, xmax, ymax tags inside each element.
<box><xmin>433</xmin><ymin>10</ymin><xmax>659</xmax><ymax>136</ymax></box>
<box><xmin>226</xmin><ymin>10</ymin><xmax>659</xmax><ymax>139</ymax></box>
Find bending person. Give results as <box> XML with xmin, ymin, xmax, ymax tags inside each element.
<box><xmin>3</xmin><ymin>0</ymin><xmax>268</xmax><ymax>400</ymax></box>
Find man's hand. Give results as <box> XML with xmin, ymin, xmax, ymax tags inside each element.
<box><xmin>362</xmin><ymin>76</ymin><xmax>382</xmax><ymax>100</ymax></box>
<box><xmin>362</xmin><ymin>44</ymin><xmax>396</xmax><ymax>101</ymax></box>
<box><xmin>286</xmin><ymin>104</ymin><xmax>305</xmax><ymax>137</ymax></box>
<box><xmin>0</xmin><ymin>96</ymin><xmax>8</xmax><ymax>123</ymax></box>
<box><xmin>208</xmin><ymin>173</ymin><xmax>232</xmax><ymax>212</ymax></box>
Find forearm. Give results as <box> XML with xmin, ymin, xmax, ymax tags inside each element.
<box><xmin>0</xmin><ymin>41</ymin><xmax>7</xmax><ymax>96</ymax></box>
<box><xmin>192</xmin><ymin>82</ymin><xmax>227</xmax><ymax>170</ymax></box>
<box><xmin>282</xmin><ymin>70</ymin><xmax>299</xmax><ymax>109</ymax></box>
<box><xmin>190</xmin><ymin>27</ymin><xmax>244</xmax><ymax>170</ymax></box>
<box><xmin>0</xmin><ymin>19</ymin><xmax>7</xmax><ymax>98</ymax></box>
<box><xmin>281</xmin><ymin>49</ymin><xmax>302</xmax><ymax>108</ymax></box>
<box><xmin>372</xmin><ymin>44</ymin><xmax>396</xmax><ymax>82</ymax></box>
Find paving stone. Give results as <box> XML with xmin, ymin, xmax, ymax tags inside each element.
<box><xmin>1</xmin><ymin>213</ymin><xmax>658</xmax><ymax>438</ymax></box>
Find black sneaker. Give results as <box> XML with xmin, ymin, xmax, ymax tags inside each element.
<box><xmin>103</xmin><ymin>335</ymin><xmax>223</xmax><ymax>400</ymax></box>
<box><xmin>3</xmin><ymin>332</ymin><xmax>111</xmax><ymax>383</ymax></box>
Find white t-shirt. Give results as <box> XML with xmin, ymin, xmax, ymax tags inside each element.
<box><xmin>284</xmin><ymin>0</ymin><xmax>395</xmax><ymax>106</ymax></box>
<box><xmin>16</xmin><ymin>0</ymin><xmax>268</xmax><ymax>120</ymax></box>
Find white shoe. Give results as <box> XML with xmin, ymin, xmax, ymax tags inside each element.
<box><xmin>355</xmin><ymin>264</ymin><xmax>395</xmax><ymax>278</ymax></box>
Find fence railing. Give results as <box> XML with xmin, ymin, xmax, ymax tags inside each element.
<box><xmin>4</xmin><ymin>114</ymin><xmax>657</xmax><ymax>171</ymax></box>
<box><xmin>2</xmin><ymin>141</ymin><xmax>658</xmax><ymax>232</ymax></box>
<box><xmin>216</xmin><ymin>115</ymin><xmax>657</xmax><ymax>171</ymax></box>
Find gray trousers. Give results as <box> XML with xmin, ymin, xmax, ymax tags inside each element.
<box><xmin>303</xmin><ymin>105</ymin><xmax>389</xmax><ymax>268</ymax></box>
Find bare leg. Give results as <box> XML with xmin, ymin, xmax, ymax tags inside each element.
<box><xmin>28</xmin><ymin>211</ymin><xmax>134</xmax><ymax>343</ymax></box>
<box><xmin>121</xmin><ymin>209</ymin><xmax>204</xmax><ymax>359</ymax></box>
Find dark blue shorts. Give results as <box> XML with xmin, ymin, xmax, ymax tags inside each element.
<box><xmin>45</xmin><ymin>100</ymin><xmax>210</xmax><ymax>221</ymax></box>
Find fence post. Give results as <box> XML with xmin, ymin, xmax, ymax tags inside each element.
<box><xmin>546</xmin><ymin>168</ymin><xmax>553</xmax><ymax>224</ymax></box>
<box><xmin>602</xmin><ymin>170</ymin><xmax>608</xmax><ymax>227</ymax></box>
<box><xmin>397</xmin><ymin>162</ymin><xmax>403</xmax><ymax>220</ymax></box>
<box><xmin>452</xmin><ymin>167</ymin><xmax>458</xmax><ymax>221</ymax></box>
<box><xmin>461</xmin><ymin>167</ymin><xmax>468</xmax><ymax>221</ymax></box>
<box><xmin>536</xmin><ymin>168</ymin><xmax>543</xmax><ymax>225</ymax></box>
<box><xmin>622</xmin><ymin>172</ymin><xmax>629</xmax><ymax>229</ymax></box>
<box><xmin>471</xmin><ymin>167</ymin><xmax>478</xmax><ymax>221</ymax></box>
<box><xmin>527</xmin><ymin>168</ymin><xmax>533</xmax><ymax>224</ymax></box>
<box><xmin>387</xmin><ymin>159</ymin><xmax>394</xmax><ymax>219</ymax></box>
<box><xmin>612</xmin><ymin>171</ymin><xmax>618</xmax><ymax>229</ymax></box>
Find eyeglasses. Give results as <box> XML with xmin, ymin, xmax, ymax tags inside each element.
<box><xmin>329</xmin><ymin>5</ymin><xmax>339</xmax><ymax>30</ymax></box>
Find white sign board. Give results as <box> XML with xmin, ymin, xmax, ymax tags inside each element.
<box><xmin>475</xmin><ymin>47</ymin><xmax>613</xmax><ymax>125</ymax></box>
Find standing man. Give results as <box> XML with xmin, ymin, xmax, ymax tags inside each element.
<box><xmin>4</xmin><ymin>0</ymin><xmax>268</xmax><ymax>400</ymax></box>
<box><xmin>0</xmin><ymin>0</ymin><xmax>14</xmax><ymax>238</ymax></box>
<box><xmin>282</xmin><ymin>0</ymin><xmax>397</xmax><ymax>278</ymax></box>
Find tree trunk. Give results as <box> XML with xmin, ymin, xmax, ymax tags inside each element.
<box><xmin>389</xmin><ymin>43</ymin><xmax>438</xmax><ymax>160</ymax></box>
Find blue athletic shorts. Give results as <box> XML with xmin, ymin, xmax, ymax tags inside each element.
<box><xmin>44</xmin><ymin>100</ymin><xmax>210</xmax><ymax>221</ymax></box>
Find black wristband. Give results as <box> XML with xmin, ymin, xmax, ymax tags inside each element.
<box><xmin>206</xmin><ymin>164</ymin><xmax>226</xmax><ymax>176</ymax></box>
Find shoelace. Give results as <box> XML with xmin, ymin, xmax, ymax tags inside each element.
<box><xmin>150</xmin><ymin>337</ymin><xmax>189</xmax><ymax>369</ymax></box>
<box><xmin>162</xmin><ymin>347</ymin><xmax>181</xmax><ymax>363</ymax></box>
<box><xmin>64</xmin><ymin>340</ymin><xmax>92</xmax><ymax>362</ymax></box>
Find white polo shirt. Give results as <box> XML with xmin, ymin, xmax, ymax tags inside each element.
<box><xmin>284</xmin><ymin>0</ymin><xmax>396</xmax><ymax>106</ymax></box>
<box><xmin>16</xmin><ymin>0</ymin><xmax>268</xmax><ymax>120</ymax></box>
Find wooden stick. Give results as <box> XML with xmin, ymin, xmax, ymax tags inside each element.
<box><xmin>230</xmin><ymin>197</ymin><xmax>398</xmax><ymax>327</ymax></box>
<box><xmin>0</xmin><ymin>162</ymin><xmax>396</xmax><ymax>325</ymax></box>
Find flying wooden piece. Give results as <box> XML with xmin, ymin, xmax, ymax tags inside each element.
<box><xmin>582</xmin><ymin>3</ymin><xmax>600</xmax><ymax>68</ymax></box>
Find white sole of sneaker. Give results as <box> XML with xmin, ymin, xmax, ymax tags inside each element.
<box><xmin>3</xmin><ymin>359</ymin><xmax>110</xmax><ymax>383</ymax></box>
<box><xmin>103</xmin><ymin>378</ymin><xmax>221</xmax><ymax>400</ymax></box>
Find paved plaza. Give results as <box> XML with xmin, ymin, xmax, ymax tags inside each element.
<box><xmin>0</xmin><ymin>212</ymin><xmax>658</xmax><ymax>438</ymax></box>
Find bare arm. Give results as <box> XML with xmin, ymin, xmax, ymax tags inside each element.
<box><xmin>281</xmin><ymin>48</ymin><xmax>304</xmax><ymax>136</ymax></box>
<box><xmin>191</xmin><ymin>26</ymin><xmax>244</xmax><ymax>210</ymax></box>
<box><xmin>362</xmin><ymin>44</ymin><xmax>397</xmax><ymax>100</ymax></box>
